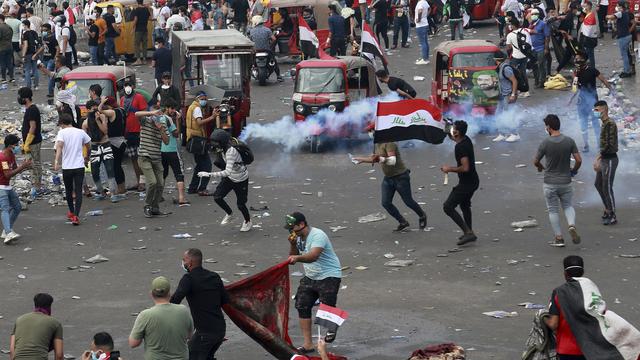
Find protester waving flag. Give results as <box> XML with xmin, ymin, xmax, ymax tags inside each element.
<box><xmin>374</xmin><ymin>99</ymin><xmax>447</xmax><ymax>144</ymax></box>
<box><xmin>314</xmin><ymin>304</ymin><xmax>349</xmax><ymax>333</ymax></box>
<box><xmin>298</xmin><ymin>16</ymin><xmax>319</xmax><ymax>59</ymax></box>
<box><xmin>360</xmin><ymin>22</ymin><xmax>388</xmax><ymax>68</ymax></box>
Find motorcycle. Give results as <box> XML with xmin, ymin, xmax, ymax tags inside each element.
<box><xmin>251</xmin><ymin>52</ymin><xmax>276</xmax><ymax>86</ymax></box>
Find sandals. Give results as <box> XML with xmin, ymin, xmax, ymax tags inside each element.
<box><xmin>296</xmin><ymin>346</ymin><xmax>314</xmax><ymax>354</ymax></box>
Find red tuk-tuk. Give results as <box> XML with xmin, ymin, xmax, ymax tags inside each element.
<box><xmin>467</xmin><ymin>0</ymin><xmax>499</xmax><ymax>21</ymax></box>
<box><xmin>292</xmin><ymin>56</ymin><xmax>380</xmax><ymax>152</ymax></box>
<box><xmin>171</xmin><ymin>30</ymin><xmax>254</xmax><ymax>138</ymax></box>
<box><xmin>430</xmin><ymin>40</ymin><xmax>502</xmax><ymax>118</ymax></box>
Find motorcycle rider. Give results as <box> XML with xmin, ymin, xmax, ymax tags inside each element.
<box><xmin>248</xmin><ymin>15</ymin><xmax>283</xmax><ymax>82</ymax></box>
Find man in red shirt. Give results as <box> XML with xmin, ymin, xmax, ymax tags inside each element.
<box><xmin>120</xmin><ymin>81</ymin><xmax>147</xmax><ymax>191</ymax></box>
<box><xmin>545</xmin><ymin>255</ymin><xmax>585</xmax><ymax>360</ymax></box>
<box><xmin>0</xmin><ymin>134</ymin><xmax>32</xmax><ymax>244</ymax></box>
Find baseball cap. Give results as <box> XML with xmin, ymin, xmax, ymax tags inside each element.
<box><xmin>197</xmin><ymin>91</ymin><xmax>208</xmax><ymax>98</ymax></box>
<box><xmin>284</xmin><ymin>212</ymin><xmax>306</xmax><ymax>230</ymax></box>
<box><xmin>151</xmin><ymin>276</ymin><xmax>171</xmax><ymax>296</ymax></box>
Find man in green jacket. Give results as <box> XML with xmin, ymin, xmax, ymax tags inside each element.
<box><xmin>593</xmin><ymin>100</ymin><xmax>618</xmax><ymax>225</ymax></box>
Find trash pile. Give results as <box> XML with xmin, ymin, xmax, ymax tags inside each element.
<box><xmin>598</xmin><ymin>81</ymin><xmax>640</xmax><ymax>149</ymax></box>
<box><xmin>408</xmin><ymin>343</ymin><xmax>465</xmax><ymax>360</ymax></box>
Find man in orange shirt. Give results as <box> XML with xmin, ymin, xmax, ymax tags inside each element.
<box><xmin>93</xmin><ymin>6</ymin><xmax>107</xmax><ymax>65</ymax></box>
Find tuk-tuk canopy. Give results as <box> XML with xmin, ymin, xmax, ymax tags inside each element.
<box><xmin>434</xmin><ymin>40</ymin><xmax>500</xmax><ymax>56</ymax></box>
<box><xmin>62</xmin><ymin>66</ymin><xmax>133</xmax><ymax>81</ymax></box>
<box><xmin>296</xmin><ymin>56</ymin><xmax>380</xmax><ymax>96</ymax></box>
<box><xmin>172</xmin><ymin>30</ymin><xmax>254</xmax><ymax>54</ymax></box>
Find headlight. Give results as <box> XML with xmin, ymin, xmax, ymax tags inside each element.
<box><xmin>295</xmin><ymin>104</ymin><xmax>305</xmax><ymax>114</ymax></box>
<box><xmin>328</xmin><ymin>105</ymin><xmax>337</xmax><ymax>112</ymax></box>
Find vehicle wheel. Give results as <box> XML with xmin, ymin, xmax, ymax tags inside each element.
<box><xmin>258</xmin><ymin>67</ymin><xmax>268</xmax><ymax>86</ymax></box>
<box><xmin>310</xmin><ymin>135</ymin><xmax>321</xmax><ymax>153</ymax></box>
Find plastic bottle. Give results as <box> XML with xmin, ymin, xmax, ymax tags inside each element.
<box><xmin>86</xmin><ymin>210</ymin><xmax>104</xmax><ymax>216</ymax></box>
<box><xmin>52</xmin><ymin>174</ymin><xmax>62</xmax><ymax>186</ymax></box>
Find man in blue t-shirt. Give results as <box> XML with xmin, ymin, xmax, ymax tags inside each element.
<box><xmin>527</xmin><ymin>8</ymin><xmax>550</xmax><ymax>88</ymax></box>
<box><xmin>285</xmin><ymin>212</ymin><xmax>342</xmax><ymax>355</ymax></box>
<box><xmin>326</xmin><ymin>4</ymin><xmax>346</xmax><ymax>56</ymax></box>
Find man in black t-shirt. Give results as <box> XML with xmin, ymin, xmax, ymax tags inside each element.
<box><xmin>39</xmin><ymin>23</ymin><xmax>58</xmax><ymax>96</ymax></box>
<box><xmin>375</xmin><ymin>69</ymin><xmax>416</xmax><ymax>99</ymax></box>
<box><xmin>371</xmin><ymin>0</ymin><xmax>389</xmax><ymax>49</ymax></box>
<box><xmin>131</xmin><ymin>0</ymin><xmax>150</xmax><ymax>65</ymax></box>
<box><xmin>232</xmin><ymin>0</ymin><xmax>249</xmax><ymax>33</ymax></box>
<box><xmin>103</xmin><ymin>5</ymin><xmax>119</xmax><ymax>64</ymax></box>
<box><xmin>18</xmin><ymin>87</ymin><xmax>43</xmax><ymax>195</ymax></box>
<box><xmin>441</xmin><ymin>120</ymin><xmax>480</xmax><ymax>246</ymax></box>
<box><xmin>20</xmin><ymin>19</ymin><xmax>40</xmax><ymax>90</ymax></box>
<box><xmin>86</xmin><ymin>16</ymin><xmax>99</xmax><ymax>65</ymax></box>
<box><xmin>606</xmin><ymin>2</ymin><xmax>635</xmax><ymax>77</ymax></box>
<box><xmin>151</xmin><ymin>37</ymin><xmax>172</xmax><ymax>86</ymax></box>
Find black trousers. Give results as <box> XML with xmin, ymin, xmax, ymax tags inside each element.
<box><xmin>443</xmin><ymin>184</ymin><xmax>477</xmax><ymax>233</ymax></box>
<box><xmin>213</xmin><ymin>177</ymin><xmax>250</xmax><ymax>221</ymax></box>
<box><xmin>188</xmin><ymin>332</ymin><xmax>224</xmax><ymax>360</ymax></box>
<box><xmin>559</xmin><ymin>355</ymin><xmax>586</xmax><ymax>360</ymax></box>
<box><xmin>63</xmin><ymin>168</ymin><xmax>85</xmax><ymax>216</ymax></box>
<box><xmin>329</xmin><ymin>37</ymin><xmax>346</xmax><ymax>57</ymax></box>
<box><xmin>374</xmin><ymin>21</ymin><xmax>389</xmax><ymax>49</ymax></box>
<box><xmin>111</xmin><ymin>142</ymin><xmax>126</xmax><ymax>185</ymax></box>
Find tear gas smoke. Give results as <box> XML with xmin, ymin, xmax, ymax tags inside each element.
<box><xmin>239</xmin><ymin>93</ymin><xmax>401</xmax><ymax>151</ymax></box>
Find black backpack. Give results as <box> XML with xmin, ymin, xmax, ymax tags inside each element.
<box><xmin>500</xmin><ymin>63</ymin><xmax>529</xmax><ymax>93</ymax></box>
<box><xmin>232</xmin><ymin>138</ymin><xmax>254</xmax><ymax>165</ymax></box>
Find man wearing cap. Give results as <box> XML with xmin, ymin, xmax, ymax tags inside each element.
<box><xmin>186</xmin><ymin>91</ymin><xmax>215</xmax><ymax>195</ymax></box>
<box><xmin>249</xmin><ymin>15</ymin><xmax>283</xmax><ymax>82</ymax></box>
<box><xmin>171</xmin><ymin>248</ymin><xmax>229</xmax><ymax>359</ymax></box>
<box><xmin>285</xmin><ymin>212</ymin><xmax>342</xmax><ymax>354</ymax></box>
<box><xmin>129</xmin><ymin>276</ymin><xmax>194</xmax><ymax>360</ymax></box>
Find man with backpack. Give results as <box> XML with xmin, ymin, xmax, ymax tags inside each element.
<box><xmin>506</xmin><ymin>18</ymin><xmax>531</xmax><ymax>97</ymax></box>
<box><xmin>493</xmin><ymin>51</ymin><xmax>521</xmax><ymax>143</ymax></box>
<box><xmin>20</xmin><ymin>19</ymin><xmax>39</xmax><ymax>89</ymax></box>
<box><xmin>197</xmin><ymin>129</ymin><xmax>253</xmax><ymax>232</ymax></box>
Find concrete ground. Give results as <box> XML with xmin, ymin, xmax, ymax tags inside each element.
<box><xmin>0</xmin><ymin>21</ymin><xmax>639</xmax><ymax>360</ymax></box>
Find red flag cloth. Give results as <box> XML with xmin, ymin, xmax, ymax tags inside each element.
<box><xmin>318</xmin><ymin>47</ymin><xmax>335</xmax><ymax>60</ymax></box>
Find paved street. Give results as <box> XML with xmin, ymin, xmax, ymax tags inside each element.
<box><xmin>1</xmin><ymin>22</ymin><xmax>639</xmax><ymax>360</ymax></box>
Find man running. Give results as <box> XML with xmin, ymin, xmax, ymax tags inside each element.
<box><xmin>441</xmin><ymin>120</ymin><xmax>479</xmax><ymax>246</ymax></box>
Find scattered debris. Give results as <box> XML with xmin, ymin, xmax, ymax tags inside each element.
<box><xmin>330</xmin><ymin>226</ymin><xmax>348</xmax><ymax>232</ymax></box>
<box><xmin>515</xmin><ymin>164</ymin><xmax>527</xmax><ymax>168</ymax></box>
<box><xmin>510</xmin><ymin>219</ymin><xmax>538</xmax><ymax>228</ymax></box>
<box><xmin>355</xmin><ymin>266</ymin><xmax>369</xmax><ymax>270</ymax></box>
<box><xmin>172</xmin><ymin>233</ymin><xmax>193</xmax><ymax>239</ymax></box>
<box><xmin>358</xmin><ymin>212</ymin><xmax>387</xmax><ymax>223</ymax></box>
<box><xmin>132</xmin><ymin>246</ymin><xmax>147</xmax><ymax>250</ymax></box>
<box><xmin>518</xmin><ymin>302</ymin><xmax>545</xmax><ymax>309</ymax></box>
<box><xmin>86</xmin><ymin>210</ymin><xmax>103</xmax><ymax>216</ymax></box>
<box><xmin>107</xmin><ymin>225</ymin><xmax>118</xmax><ymax>230</ymax></box>
<box><xmin>620</xmin><ymin>254</ymin><xmax>640</xmax><ymax>258</ymax></box>
<box><xmin>17</xmin><ymin>274</ymin><xmax>26</xmax><ymax>279</ymax></box>
<box><xmin>71</xmin><ymin>296</ymin><xmax>81</xmax><ymax>300</ymax></box>
<box><xmin>384</xmin><ymin>259</ymin><xmax>415</xmax><ymax>267</ymax></box>
<box><xmin>383</xmin><ymin>253</ymin><xmax>395</xmax><ymax>259</ymax></box>
<box><xmin>482</xmin><ymin>311</ymin><xmax>518</xmax><ymax>319</ymax></box>
<box><xmin>85</xmin><ymin>254</ymin><xmax>109</xmax><ymax>264</ymax></box>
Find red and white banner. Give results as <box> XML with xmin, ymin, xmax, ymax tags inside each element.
<box><xmin>374</xmin><ymin>99</ymin><xmax>446</xmax><ymax>144</ymax></box>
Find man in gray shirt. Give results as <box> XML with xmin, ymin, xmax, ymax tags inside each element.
<box><xmin>248</xmin><ymin>15</ymin><xmax>283</xmax><ymax>81</ymax></box>
<box><xmin>534</xmin><ymin>114</ymin><xmax>582</xmax><ymax>247</ymax></box>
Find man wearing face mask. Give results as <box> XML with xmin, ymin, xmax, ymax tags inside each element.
<box><xmin>18</xmin><ymin>86</ymin><xmax>44</xmax><ymax>197</ymax></box>
<box><xmin>534</xmin><ymin>114</ymin><xmax>582</xmax><ymax>247</ymax></box>
<box><xmin>571</xmin><ymin>52</ymin><xmax>611</xmax><ymax>152</ymax></box>
<box><xmin>10</xmin><ymin>293</ymin><xmax>64</xmax><ymax>360</ymax></box>
<box><xmin>151</xmin><ymin>37</ymin><xmax>172</xmax><ymax>86</ymax></box>
<box><xmin>170</xmin><ymin>248</ymin><xmax>229</xmax><ymax>360</ymax></box>
<box><xmin>441</xmin><ymin>120</ymin><xmax>480</xmax><ymax>246</ymax></box>
<box><xmin>197</xmin><ymin>129</ymin><xmax>252</xmax><ymax>232</ymax></box>
<box><xmin>150</xmin><ymin>71</ymin><xmax>181</xmax><ymax>108</ymax></box>
<box><xmin>579</xmin><ymin>1</ymin><xmax>598</xmax><ymax>69</ymax></box>
<box><xmin>0</xmin><ymin>134</ymin><xmax>31</xmax><ymax>244</ymax></box>
<box><xmin>186</xmin><ymin>92</ymin><xmax>215</xmax><ymax>195</ymax></box>
<box><xmin>81</xmin><ymin>332</ymin><xmax>121</xmax><ymax>360</ymax></box>
<box><xmin>528</xmin><ymin>8</ymin><xmax>550</xmax><ymax>88</ymax></box>
<box><xmin>285</xmin><ymin>212</ymin><xmax>342</xmax><ymax>354</ymax></box>
<box><xmin>38</xmin><ymin>23</ymin><xmax>57</xmax><ymax>96</ymax></box>
<box><xmin>593</xmin><ymin>100</ymin><xmax>618</xmax><ymax>225</ymax></box>
<box><xmin>606</xmin><ymin>1</ymin><xmax>636</xmax><ymax>78</ymax></box>
<box><xmin>120</xmin><ymin>81</ymin><xmax>147</xmax><ymax>192</ymax></box>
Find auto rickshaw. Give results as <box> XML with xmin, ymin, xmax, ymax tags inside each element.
<box><xmin>430</xmin><ymin>40</ymin><xmax>502</xmax><ymax>119</ymax></box>
<box><xmin>269</xmin><ymin>0</ymin><xmax>333</xmax><ymax>57</ymax></box>
<box><xmin>171</xmin><ymin>29</ymin><xmax>254</xmax><ymax>138</ymax></box>
<box><xmin>95</xmin><ymin>1</ymin><xmax>154</xmax><ymax>59</ymax></box>
<box><xmin>467</xmin><ymin>0</ymin><xmax>499</xmax><ymax>22</ymax></box>
<box><xmin>61</xmin><ymin>65</ymin><xmax>135</xmax><ymax>118</ymax></box>
<box><xmin>292</xmin><ymin>56</ymin><xmax>381</xmax><ymax>152</ymax></box>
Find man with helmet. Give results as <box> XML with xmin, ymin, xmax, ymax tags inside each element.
<box><xmin>197</xmin><ymin>129</ymin><xmax>252</xmax><ymax>232</ymax></box>
<box><xmin>248</xmin><ymin>15</ymin><xmax>283</xmax><ymax>82</ymax></box>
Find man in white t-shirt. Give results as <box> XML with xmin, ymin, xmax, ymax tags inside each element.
<box><xmin>54</xmin><ymin>15</ymin><xmax>73</xmax><ymax>68</ymax></box>
<box><xmin>505</xmin><ymin>18</ymin><xmax>531</xmax><ymax>96</ymax></box>
<box><xmin>53</xmin><ymin>113</ymin><xmax>90</xmax><ymax>225</ymax></box>
<box><xmin>153</xmin><ymin>0</ymin><xmax>171</xmax><ymax>43</ymax></box>
<box><xmin>414</xmin><ymin>0</ymin><xmax>430</xmax><ymax>64</ymax></box>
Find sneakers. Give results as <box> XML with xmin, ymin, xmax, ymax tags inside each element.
<box><xmin>603</xmin><ymin>213</ymin><xmax>617</xmax><ymax>225</ymax></box>
<box><xmin>549</xmin><ymin>238</ymin><xmax>566</xmax><ymax>247</ymax></box>
<box><xmin>520</xmin><ymin>91</ymin><xmax>530</xmax><ymax>98</ymax></box>
<box><xmin>457</xmin><ymin>233</ymin><xmax>477</xmax><ymax>246</ymax></box>
<box><xmin>66</xmin><ymin>211</ymin><xmax>75</xmax><ymax>222</ymax></box>
<box><xmin>394</xmin><ymin>221</ymin><xmax>410</xmax><ymax>232</ymax></box>
<box><xmin>94</xmin><ymin>193</ymin><xmax>106</xmax><ymax>200</ymax></box>
<box><xmin>221</xmin><ymin>214</ymin><xmax>234</xmax><ymax>225</ymax></box>
<box><xmin>277</xmin><ymin>76</ymin><xmax>284</xmax><ymax>82</ymax></box>
<box><xmin>71</xmin><ymin>215</ymin><xmax>80</xmax><ymax>225</ymax></box>
<box><xmin>143</xmin><ymin>205</ymin><xmax>153</xmax><ymax>218</ymax></box>
<box><xmin>419</xmin><ymin>216</ymin><xmax>427</xmax><ymax>230</ymax></box>
<box><xmin>492</xmin><ymin>134</ymin><xmax>506</xmax><ymax>142</ymax></box>
<box><xmin>3</xmin><ymin>231</ymin><xmax>20</xmax><ymax>244</ymax></box>
<box><xmin>240</xmin><ymin>220</ymin><xmax>252</xmax><ymax>232</ymax></box>
<box><xmin>415</xmin><ymin>59</ymin><xmax>430</xmax><ymax>65</ymax></box>
<box><xmin>505</xmin><ymin>134</ymin><xmax>521</xmax><ymax>142</ymax></box>
<box><xmin>568</xmin><ymin>226</ymin><xmax>581</xmax><ymax>244</ymax></box>
<box><xmin>110</xmin><ymin>195</ymin><xmax>122</xmax><ymax>203</ymax></box>
<box><xmin>619</xmin><ymin>72</ymin><xmax>632</xmax><ymax>78</ymax></box>
<box><xmin>583</xmin><ymin>145</ymin><xmax>590</xmax><ymax>153</ymax></box>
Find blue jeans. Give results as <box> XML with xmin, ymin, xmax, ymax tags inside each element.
<box><xmin>381</xmin><ymin>170</ymin><xmax>425</xmax><ymax>223</ymax></box>
<box><xmin>416</xmin><ymin>26</ymin><xmax>429</xmax><ymax>60</ymax></box>
<box><xmin>450</xmin><ymin>19</ymin><xmax>464</xmax><ymax>40</ymax></box>
<box><xmin>392</xmin><ymin>15</ymin><xmax>409</xmax><ymax>46</ymax></box>
<box><xmin>152</xmin><ymin>28</ymin><xmax>165</xmax><ymax>44</ymax></box>
<box><xmin>105</xmin><ymin>37</ymin><xmax>116</xmax><ymax>62</ymax></box>
<box><xmin>23</xmin><ymin>57</ymin><xmax>38</xmax><ymax>88</ymax></box>
<box><xmin>576</xmin><ymin>88</ymin><xmax>600</xmax><ymax>149</ymax></box>
<box><xmin>533</xmin><ymin>50</ymin><xmax>547</xmax><ymax>85</ymax></box>
<box><xmin>0</xmin><ymin>189</ymin><xmax>21</xmax><ymax>233</ymax></box>
<box><xmin>543</xmin><ymin>183</ymin><xmax>576</xmax><ymax>237</ymax></box>
<box><xmin>46</xmin><ymin>58</ymin><xmax>55</xmax><ymax>95</ymax></box>
<box><xmin>617</xmin><ymin>34</ymin><xmax>632</xmax><ymax>73</ymax></box>
<box><xmin>0</xmin><ymin>48</ymin><xmax>14</xmax><ymax>80</ymax></box>
<box><xmin>89</xmin><ymin>45</ymin><xmax>99</xmax><ymax>65</ymax></box>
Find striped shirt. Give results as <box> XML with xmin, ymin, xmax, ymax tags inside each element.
<box><xmin>212</xmin><ymin>146</ymin><xmax>248</xmax><ymax>183</ymax></box>
<box><xmin>139</xmin><ymin>116</ymin><xmax>163</xmax><ymax>160</ymax></box>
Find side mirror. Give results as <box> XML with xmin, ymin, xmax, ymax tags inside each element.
<box><xmin>289</xmin><ymin>68</ymin><xmax>296</xmax><ymax>78</ymax></box>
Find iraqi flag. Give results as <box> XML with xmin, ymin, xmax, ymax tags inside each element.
<box><xmin>554</xmin><ymin>277</ymin><xmax>640</xmax><ymax>360</ymax></box>
<box><xmin>360</xmin><ymin>22</ymin><xmax>388</xmax><ymax>68</ymax></box>
<box><xmin>314</xmin><ymin>304</ymin><xmax>349</xmax><ymax>332</ymax></box>
<box><xmin>298</xmin><ymin>17</ymin><xmax>319</xmax><ymax>59</ymax></box>
<box><xmin>374</xmin><ymin>99</ymin><xmax>447</xmax><ymax>144</ymax></box>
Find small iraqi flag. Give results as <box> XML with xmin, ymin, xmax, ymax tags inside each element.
<box><xmin>374</xmin><ymin>99</ymin><xmax>447</xmax><ymax>144</ymax></box>
<box><xmin>314</xmin><ymin>304</ymin><xmax>349</xmax><ymax>332</ymax></box>
<box><xmin>360</xmin><ymin>22</ymin><xmax>388</xmax><ymax>67</ymax></box>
